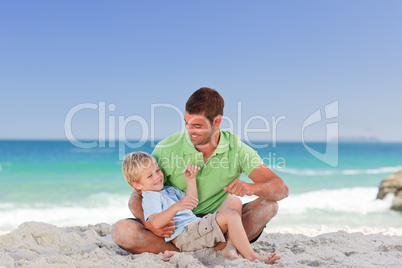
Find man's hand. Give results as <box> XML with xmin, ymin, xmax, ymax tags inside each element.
<box><xmin>174</xmin><ymin>195</ymin><xmax>199</xmax><ymax>211</ymax></box>
<box><xmin>223</xmin><ymin>179</ymin><xmax>253</xmax><ymax>197</ymax></box>
<box><xmin>183</xmin><ymin>164</ymin><xmax>200</xmax><ymax>180</ymax></box>
<box><xmin>144</xmin><ymin>219</ymin><xmax>176</xmax><ymax>238</ymax></box>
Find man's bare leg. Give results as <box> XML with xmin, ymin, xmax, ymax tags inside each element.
<box><xmin>111</xmin><ymin>219</ymin><xmax>179</xmax><ymax>254</ymax></box>
<box><xmin>242</xmin><ymin>198</ymin><xmax>278</xmax><ymax>241</ymax></box>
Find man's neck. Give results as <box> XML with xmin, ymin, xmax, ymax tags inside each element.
<box><xmin>195</xmin><ymin>130</ymin><xmax>220</xmax><ymax>162</ymax></box>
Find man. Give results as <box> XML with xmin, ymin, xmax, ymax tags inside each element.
<box><xmin>112</xmin><ymin>87</ymin><xmax>289</xmax><ymax>258</ymax></box>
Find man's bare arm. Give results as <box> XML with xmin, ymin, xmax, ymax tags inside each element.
<box><xmin>128</xmin><ymin>191</ymin><xmax>145</xmax><ymax>221</ymax></box>
<box><xmin>224</xmin><ymin>165</ymin><xmax>288</xmax><ymax>201</ymax></box>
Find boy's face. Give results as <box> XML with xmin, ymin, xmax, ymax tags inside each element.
<box><xmin>134</xmin><ymin>162</ymin><xmax>164</xmax><ymax>192</ymax></box>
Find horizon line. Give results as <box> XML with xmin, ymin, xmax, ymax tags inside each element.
<box><xmin>0</xmin><ymin>138</ymin><xmax>401</xmax><ymax>144</ymax></box>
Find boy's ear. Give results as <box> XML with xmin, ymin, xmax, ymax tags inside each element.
<box><xmin>132</xmin><ymin>182</ymin><xmax>142</xmax><ymax>190</ymax></box>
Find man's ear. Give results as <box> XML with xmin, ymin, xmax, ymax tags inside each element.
<box><xmin>213</xmin><ymin>115</ymin><xmax>222</xmax><ymax>127</ymax></box>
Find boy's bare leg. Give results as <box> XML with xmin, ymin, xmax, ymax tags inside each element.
<box><xmin>162</xmin><ymin>250</ymin><xmax>176</xmax><ymax>262</ymax></box>
<box><xmin>112</xmin><ymin>219</ymin><xmax>179</xmax><ymax>254</ymax></box>
<box><xmin>215</xmin><ymin>208</ymin><xmax>280</xmax><ymax>264</ymax></box>
<box><xmin>264</xmin><ymin>253</ymin><xmax>281</xmax><ymax>264</ymax></box>
<box><xmin>214</xmin><ymin>196</ymin><xmax>242</xmax><ymax>259</ymax></box>
<box><xmin>241</xmin><ymin>198</ymin><xmax>278</xmax><ymax>241</ymax></box>
<box><xmin>215</xmin><ymin>196</ymin><xmax>278</xmax><ymax>252</ymax></box>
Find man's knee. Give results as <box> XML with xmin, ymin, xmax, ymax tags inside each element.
<box><xmin>112</xmin><ymin>219</ymin><xmax>143</xmax><ymax>251</ymax></box>
<box><xmin>244</xmin><ymin>199</ymin><xmax>278</xmax><ymax>220</ymax></box>
<box><xmin>261</xmin><ymin>200</ymin><xmax>278</xmax><ymax>218</ymax></box>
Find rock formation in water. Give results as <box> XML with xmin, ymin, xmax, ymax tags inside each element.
<box><xmin>377</xmin><ymin>171</ymin><xmax>402</xmax><ymax>212</ymax></box>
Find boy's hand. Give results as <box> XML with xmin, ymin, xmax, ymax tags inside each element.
<box><xmin>175</xmin><ymin>195</ymin><xmax>198</xmax><ymax>211</ymax></box>
<box><xmin>183</xmin><ymin>164</ymin><xmax>200</xmax><ymax>180</ymax></box>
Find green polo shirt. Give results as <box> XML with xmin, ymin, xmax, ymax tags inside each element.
<box><xmin>152</xmin><ymin>130</ymin><xmax>264</xmax><ymax>215</ymax></box>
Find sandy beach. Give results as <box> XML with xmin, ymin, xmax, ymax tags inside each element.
<box><xmin>1</xmin><ymin>222</ymin><xmax>401</xmax><ymax>268</ymax></box>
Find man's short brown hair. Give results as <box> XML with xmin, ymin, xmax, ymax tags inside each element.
<box><xmin>185</xmin><ymin>87</ymin><xmax>224</xmax><ymax>123</ymax></box>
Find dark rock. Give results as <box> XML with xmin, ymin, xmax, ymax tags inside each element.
<box><xmin>391</xmin><ymin>191</ymin><xmax>402</xmax><ymax>211</ymax></box>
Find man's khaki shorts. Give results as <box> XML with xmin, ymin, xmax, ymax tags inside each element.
<box><xmin>174</xmin><ymin>211</ymin><xmax>226</xmax><ymax>252</ymax></box>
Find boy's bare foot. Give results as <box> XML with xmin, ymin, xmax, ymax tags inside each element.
<box><xmin>221</xmin><ymin>241</ymin><xmax>241</xmax><ymax>259</ymax></box>
<box><xmin>162</xmin><ymin>250</ymin><xmax>176</xmax><ymax>262</ymax></box>
<box><xmin>262</xmin><ymin>253</ymin><xmax>280</xmax><ymax>264</ymax></box>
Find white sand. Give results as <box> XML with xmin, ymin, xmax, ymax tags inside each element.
<box><xmin>1</xmin><ymin>222</ymin><xmax>401</xmax><ymax>268</ymax></box>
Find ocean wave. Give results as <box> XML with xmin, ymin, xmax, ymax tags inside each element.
<box><xmin>0</xmin><ymin>189</ymin><xmax>396</xmax><ymax>233</ymax></box>
<box><xmin>239</xmin><ymin>187</ymin><xmax>394</xmax><ymax>214</ymax></box>
<box><xmin>280</xmin><ymin>187</ymin><xmax>393</xmax><ymax>214</ymax></box>
<box><xmin>0</xmin><ymin>192</ymin><xmax>133</xmax><ymax>233</ymax></box>
<box><xmin>278</xmin><ymin>166</ymin><xmax>402</xmax><ymax>176</ymax></box>
<box><xmin>70</xmin><ymin>148</ymin><xmax>116</xmax><ymax>153</ymax></box>
<box><xmin>278</xmin><ymin>169</ymin><xmax>335</xmax><ymax>176</ymax></box>
<box><xmin>341</xmin><ymin>166</ymin><xmax>402</xmax><ymax>175</ymax></box>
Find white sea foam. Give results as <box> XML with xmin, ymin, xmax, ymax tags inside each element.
<box><xmin>0</xmin><ymin>188</ymin><xmax>398</xmax><ymax>234</ymax></box>
<box><xmin>278</xmin><ymin>187</ymin><xmax>394</xmax><ymax>214</ymax></box>
<box><xmin>279</xmin><ymin>169</ymin><xmax>335</xmax><ymax>176</ymax></box>
<box><xmin>342</xmin><ymin>166</ymin><xmax>402</xmax><ymax>175</ymax></box>
<box><xmin>0</xmin><ymin>193</ymin><xmax>133</xmax><ymax>234</ymax></box>
<box><xmin>239</xmin><ymin>187</ymin><xmax>394</xmax><ymax>214</ymax></box>
<box><xmin>279</xmin><ymin>166</ymin><xmax>402</xmax><ymax>176</ymax></box>
<box><xmin>70</xmin><ymin>148</ymin><xmax>116</xmax><ymax>153</ymax></box>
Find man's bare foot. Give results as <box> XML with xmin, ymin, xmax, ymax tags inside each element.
<box><xmin>262</xmin><ymin>253</ymin><xmax>280</xmax><ymax>264</ymax></box>
<box><xmin>221</xmin><ymin>241</ymin><xmax>241</xmax><ymax>259</ymax></box>
<box><xmin>162</xmin><ymin>250</ymin><xmax>176</xmax><ymax>262</ymax></box>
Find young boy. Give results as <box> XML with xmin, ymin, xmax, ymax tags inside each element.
<box><xmin>122</xmin><ymin>152</ymin><xmax>280</xmax><ymax>264</ymax></box>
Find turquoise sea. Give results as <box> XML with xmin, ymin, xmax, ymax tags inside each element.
<box><xmin>1</xmin><ymin>140</ymin><xmax>401</xmax><ymax>234</ymax></box>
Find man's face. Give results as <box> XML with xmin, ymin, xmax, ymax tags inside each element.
<box><xmin>184</xmin><ymin>112</ymin><xmax>219</xmax><ymax>147</ymax></box>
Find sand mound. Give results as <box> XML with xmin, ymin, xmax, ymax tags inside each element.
<box><xmin>1</xmin><ymin>222</ymin><xmax>401</xmax><ymax>267</ymax></box>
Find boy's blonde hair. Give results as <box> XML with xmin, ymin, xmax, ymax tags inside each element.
<box><xmin>122</xmin><ymin>152</ymin><xmax>157</xmax><ymax>194</ymax></box>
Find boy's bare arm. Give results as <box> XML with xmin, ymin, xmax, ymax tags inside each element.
<box><xmin>183</xmin><ymin>164</ymin><xmax>200</xmax><ymax>199</ymax></box>
<box><xmin>128</xmin><ymin>191</ymin><xmax>175</xmax><ymax>238</ymax></box>
<box><xmin>148</xmin><ymin>195</ymin><xmax>198</xmax><ymax>229</ymax></box>
<box><xmin>149</xmin><ymin>165</ymin><xmax>200</xmax><ymax>229</ymax></box>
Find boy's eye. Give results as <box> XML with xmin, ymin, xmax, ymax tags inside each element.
<box><xmin>147</xmin><ymin>174</ymin><xmax>153</xmax><ymax>178</ymax></box>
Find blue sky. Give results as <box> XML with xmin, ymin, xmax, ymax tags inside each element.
<box><xmin>1</xmin><ymin>1</ymin><xmax>401</xmax><ymax>142</ymax></box>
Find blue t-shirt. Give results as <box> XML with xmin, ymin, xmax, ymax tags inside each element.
<box><xmin>142</xmin><ymin>186</ymin><xmax>200</xmax><ymax>242</ymax></box>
